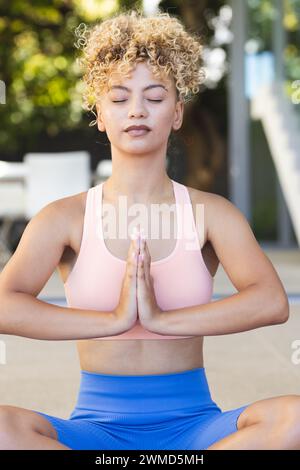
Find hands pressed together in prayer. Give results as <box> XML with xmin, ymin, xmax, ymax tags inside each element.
<box><xmin>113</xmin><ymin>226</ymin><xmax>164</xmax><ymax>333</ymax></box>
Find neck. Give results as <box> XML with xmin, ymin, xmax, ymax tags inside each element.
<box><xmin>104</xmin><ymin>173</ymin><xmax>173</xmax><ymax>204</ymax></box>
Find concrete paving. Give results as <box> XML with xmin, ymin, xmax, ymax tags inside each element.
<box><xmin>0</xmin><ymin>247</ymin><xmax>299</xmax><ymax>419</ymax></box>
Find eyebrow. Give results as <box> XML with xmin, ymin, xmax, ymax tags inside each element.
<box><xmin>109</xmin><ymin>84</ymin><xmax>168</xmax><ymax>92</ymax></box>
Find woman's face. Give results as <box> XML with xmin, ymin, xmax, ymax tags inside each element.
<box><xmin>96</xmin><ymin>61</ymin><xmax>184</xmax><ymax>156</ymax></box>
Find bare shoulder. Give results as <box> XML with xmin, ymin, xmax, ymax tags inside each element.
<box><xmin>186</xmin><ymin>185</ymin><xmax>215</xmax><ymax>206</ymax></box>
<box><xmin>186</xmin><ymin>186</ymin><xmax>240</xmax><ymax>241</ymax></box>
<box><xmin>58</xmin><ymin>190</ymin><xmax>88</xmax><ymax>242</ymax></box>
<box><xmin>192</xmin><ymin>189</ymin><xmax>251</xmax><ymax>243</ymax></box>
<box><xmin>188</xmin><ymin>186</ymin><xmax>287</xmax><ymax>298</ymax></box>
<box><xmin>42</xmin><ymin>190</ymin><xmax>87</xmax><ymax>245</ymax></box>
<box><xmin>0</xmin><ymin>189</ymin><xmax>88</xmax><ymax>296</ymax></box>
<box><xmin>57</xmin><ymin>190</ymin><xmax>87</xmax><ymax>217</ymax></box>
<box><xmin>53</xmin><ymin>190</ymin><xmax>88</xmax><ymax>281</ymax></box>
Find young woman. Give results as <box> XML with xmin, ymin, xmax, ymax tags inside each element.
<box><xmin>0</xmin><ymin>9</ymin><xmax>299</xmax><ymax>451</ymax></box>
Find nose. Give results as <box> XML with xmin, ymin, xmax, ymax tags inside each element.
<box><xmin>128</xmin><ymin>96</ymin><xmax>148</xmax><ymax>117</ymax></box>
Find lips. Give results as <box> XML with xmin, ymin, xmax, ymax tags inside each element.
<box><xmin>126</xmin><ymin>129</ymin><xmax>150</xmax><ymax>137</ymax></box>
<box><xmin>125</xmin><ymin>125</ymin><xmax>151</xmax><ymax>137</ymax></box>
<box><xmin>125</xmin><ymin>125</ymin><xmax>151</xmax><ymax>132</ymax></box>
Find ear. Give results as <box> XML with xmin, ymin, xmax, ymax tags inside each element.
<box><xmin>96</xmin><ymin>102</ymin><xmax>105</xmax><ymax>132</ymax></box>
<box><xmin>172</xmin><ymin>99</ymin><xmax>184</xmax><ymax>132</ymax></box>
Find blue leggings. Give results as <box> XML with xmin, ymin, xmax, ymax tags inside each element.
<box><xmin>33</xmin><ymin>367</ymin><xmax>249</xmax><ymax>450</ymax></box>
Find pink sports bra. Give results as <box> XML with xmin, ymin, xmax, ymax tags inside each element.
<box><xmin>64</xmin><ymin>179</ymin><xmax>213</xmax><ymax>340</ymax></box>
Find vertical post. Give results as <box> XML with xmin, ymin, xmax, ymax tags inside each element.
<box><xmin>276</xmin><ymin>181</ymin><xmax>293</xmax><ymax>246</ymax></box>
<box><xmin>273</xmin><ymin>0</ymin><xmax>285</xmax><ymax>83</ymax></box>
<box><xmin>273</xmin><ymin>0</ymin><xmax>293</xmax><ymax>246</ymax></box>
<box><xmin>228</xmin><ymin>0</ymin><xmax>251</xmax><ymax>222</ymax></box>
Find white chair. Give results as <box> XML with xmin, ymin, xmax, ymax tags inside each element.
<box><xmin>0</xmin><ymin>162</ymin><xmax>28</xmax><ymax>264</ymax></box>
<box><xmin>23</xmin><ymin>151</ymin><xmax>91</xmax><ymax>219</ymax></box>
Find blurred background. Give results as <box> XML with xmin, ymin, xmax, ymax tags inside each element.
<box><xmin>0</xmin><ymin>0</ymin><xmax>299</xmax><ymax>420</ymax></box>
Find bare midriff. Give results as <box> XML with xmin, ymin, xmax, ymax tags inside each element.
<box><xmin>76</xmin><ymin>336</ymin><xmax>204</xmax><ymax>376</ymax></box>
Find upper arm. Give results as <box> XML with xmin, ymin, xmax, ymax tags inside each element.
<box><xmin>0</xmin><ymin>199</ymin><xmax>72</xmax><ymax>297</ymax></box>
<box><xmin>205</xmin><ymin>193</ymin><xmax>288</xmax><ymax>303</ymax></box>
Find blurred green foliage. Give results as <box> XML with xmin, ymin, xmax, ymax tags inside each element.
<box><xmin>0</xmin><ymin>0</ymin><xmax>142</xmax><ymax>155</ymax></box>
<box><xmin>248</xmin><ymin>0</ymin><xmax>300</xmax><ymax>97</ymax></box>
<box><xmin>1</xmin><ymin>0</ymin><xmax>299</xmax><ymax>158</ymax></box>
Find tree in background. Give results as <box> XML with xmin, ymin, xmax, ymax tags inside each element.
<box><xmin>0</xmin><ymin>0</ymin><xmax>231</xmax><ymax>192</ymax></box>
<box><xmin>1</xmin><ymin>1</ymin><xmax>298</xmax><ymax>191</ymax></box>
<box><xmin>247</xmin><ymin>0</ymin><xmax>300</xmax><ymax>100</ymax></box>
<box><xmin>0</xmin><ymin>0</ymin><xmax>142</xmax><ymax>163</ymax></box>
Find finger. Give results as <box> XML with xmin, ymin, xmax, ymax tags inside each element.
<box><xmin>129</xmin><ymin>227</ymin><xmax>140</xmax><ymax>256</ymax></box>
<box><xmin>144</xmin><ymin>241</ymin><xmax>156</xmax><ymax>292</ymax></box>
<box><xmin>126</xmin><ymin>231</ymin><xmax>139</xmax><ymax>278</ymax></box>
<box><xmin>137</xmin><ymin>237</ymin><xmax>146</xmax><ymax>282</ymax></box>
<box><xmin>137</xmin><ymin>252</ymin><xmax>147</xmax><ymax>301</ymax></box>
<box><xmin>140</xmin><ymin>238</ymin><xmax>151</xmax><ymax>286</ymax></box>
<box><xmin>139</xmin><ymin>238</ymin><xmax>154</xmax><ymax>292</ymax></box>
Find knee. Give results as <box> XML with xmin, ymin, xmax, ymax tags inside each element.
<box><xmin>266</xmin><ymin>396</ymin><xmax>300</xmax><ymax>446</ymax></box>
<box><xmin>0</xmin><ymin>405</ymin><xmax>23</xmax><ymax>449</ymax></box>
<box><xmin>0</xmin><ymin>405</ymin><xmax>15</xmax><ymax>429</ymax></box>
<box><xmin>270</xmin><ymin>395</ymin><xmax>300</xmax><ymax>425</ymax></box>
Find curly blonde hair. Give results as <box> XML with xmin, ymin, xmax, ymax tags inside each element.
<box><xmin>76</xmin><ymin>8</ymin><xmax>205</xmax><ymax>126</ymax></box>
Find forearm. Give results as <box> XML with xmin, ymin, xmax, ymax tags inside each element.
<box><xmin>0</xmin><ymin>291</ymin><xmax>122</xmax><ymax>340</ymax></box>
<box><xmin>152</xmin><ymin>284</ymin><xmax>289</xmax><ymax>336</ymax></box>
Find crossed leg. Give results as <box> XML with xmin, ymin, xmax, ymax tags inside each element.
<box><xmin>2</xmin><ymin>395</ymin><xmax>300</xmax><ymax>450</ymax></box>
<box><xmin>0</xmin><ymin>405</ymin><xmax>71</xmax><ymax>450</ymax></box>
<box><xmin>207</xmin><ymin>394</ymin><xmax>300</xmax><ymax>450</ymax></box>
